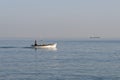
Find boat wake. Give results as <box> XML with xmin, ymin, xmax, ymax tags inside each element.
<box><xmin>0</xmin><ymin>46</ymin><xmax>57</xmax><ymax>51</ymax></box>
<box><xmin>0</xmin><ymin>46</ymin><xmax>18</xmax><ymax>49</ymax></box>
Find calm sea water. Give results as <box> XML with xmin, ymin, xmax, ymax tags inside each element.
<box><xmin>0</xmin><ymin>39</ymin><xmax>120</xmax><ymax>80</ymax></box>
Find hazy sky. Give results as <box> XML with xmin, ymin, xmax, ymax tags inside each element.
<box><xmin>0</xmin><ymin>0</ymin><xmax>120</xmax><ymax>39</ymax></box>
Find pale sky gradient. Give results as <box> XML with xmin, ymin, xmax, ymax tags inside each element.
<box><xmin>0</xmin><ymin>0</ymin><xmax>120</xmax><ymax>39</ymax></box>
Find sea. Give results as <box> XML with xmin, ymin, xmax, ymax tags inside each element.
<box><xmin>0</xmin><ymin>39</ymin><xmax>120</xmax><ymax>80</ymax></box>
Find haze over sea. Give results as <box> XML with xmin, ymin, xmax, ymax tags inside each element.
<box><xmin>0</xmin><ymin>39</ymin><xmax>120</xmax><ymax>80</ymax></box>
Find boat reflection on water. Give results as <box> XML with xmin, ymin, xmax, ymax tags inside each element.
<box><xmin>43</xmin><ymin>47</ymin><xmax>57</xmax><ymax>51</ymax></box>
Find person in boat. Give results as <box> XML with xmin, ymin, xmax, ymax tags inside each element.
<box><xmin>34</xmin><ymin>40</ymin><xmax>37</xmax><ymax>46</ymax></box>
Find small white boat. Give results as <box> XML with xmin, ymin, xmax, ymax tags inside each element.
<box><xmin>32</xmin><ymin>43</ymin><xmax>57</xmax><ymax>49</ymax></box>
<box><xmin>32</xmin><ymin>40</ymin><xmax>57</xmax><ymax>49</ymax></box>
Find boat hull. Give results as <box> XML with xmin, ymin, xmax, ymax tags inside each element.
<box><xmin>32</xmin><ymin>43</ymin><xmax>57</xmax><ymax>49</ymax></box>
